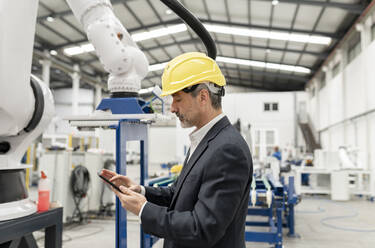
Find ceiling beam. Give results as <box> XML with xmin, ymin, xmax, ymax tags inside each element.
<box><xmin>144</xmin><ymin>70</ymin><xmax>305</xmax><ymax>90</ymax></box>
<box><xmin>223</xmin><ymin>67</ymin><xmax>308</xmax><ymax>82</ymax></box>
<box><xmin>70</xmin><ymin>37</ymin><xmax>328</xmax><ymax>67</ymax></box>
<box><xmin>212</xmin><ymin>40</ymin><xmax>327</xmax><ymax>58</ymax></box>
<box><xmin>254</xmin><ymin>0</ymin><xmax>366</xmax><ymax>14</ymax></box>
<box><xmin>143</xmin><ymin>55</ymin><xmax>312</xmax><ymax>78</ymax></box>
<box><xmin>51</xmin><ymin>18</ymin><xmax>178</xmax><ymax>49</ymax></box>
<box><xmin>37</xmin><ymin>0</ymin><xmax>125</xmax><ymax>22</ymax></box>
<box><xmin>226</xmin><ymin>76</ymin><xmax>304</xmax><ymax>91</ymax></box>
<box><xmin>39</xmin><ymin>0</ymin><xmax>365</xmax><ymax>19</ymax></box>
<box><xmin>143</xmin><ymin>74</ymin><xmax>273</xmax><ymax>90</ymax></box>
<box><xmin>45</xmin><ymin>15</ymin><xmax>340</xmax><ymax>49</ymax></box>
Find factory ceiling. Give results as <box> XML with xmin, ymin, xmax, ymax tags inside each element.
<box><xmin>32</xmin><ymin>0</ymin><xmax>372</xmax><ymax>92</ymax></box>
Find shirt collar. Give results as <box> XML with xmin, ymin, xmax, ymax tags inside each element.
<box><xmin>189</xmin><ymin>113</ymin><xmax>225</xmax><ymax>146</ymax></box>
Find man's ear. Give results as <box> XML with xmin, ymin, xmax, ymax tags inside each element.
<box><xmin>199</xmin><ymin>89</ymin><xmax>209</xmax><ymax>106</ymax></box>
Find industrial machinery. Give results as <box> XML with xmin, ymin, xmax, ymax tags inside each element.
<box><xmin>0</xmin><ymin>0</ymin><xmax>55</xmax><ymax>221</ymax></box>
<box><xmin>0</xmin><ymin>0</ymin><xmax>153</xmax><ymax>222</ymax></box>
<box><xmin>291</xmin><ymin>148</ymin><xmax>372</xmax><ymax>200</ymax></box>
<box><xmin>37</xmin><ymin>150</ymin><xmax>115</xmax><ymax>223</ymax></box>
<box><xmin>246</xmin><ymin>175</ymin><xmax>300</xmax><ymax>248</ymax></box>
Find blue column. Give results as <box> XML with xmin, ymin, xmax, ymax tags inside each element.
<box><xmin>116</xmin><ymin>120</ymin><xmax>149</xmax><ymax>248</ymax></box>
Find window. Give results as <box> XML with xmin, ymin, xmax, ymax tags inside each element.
<box><xmin>372</xmin><ymin>24</ymin><xmax>375</xmax><ymax>42</ymax></box>
<box><xmin>272</xmin><ymin>103</ymin><xmax>278</xmax><ymax>111</ymax></box>
<box><xmin>252</xmin><ymin>129</ymin><xmax>278</xmax><ymax>160</ymax></box>
<box><xmin>264</xmin><ymin>102</ymin><xmax>278</xmax><ymax>112</ymax></box>
<box><xmin>264</xmin><ymin>103</ymin><xmax>270</xmax><ymax>111</ymax></box>
<box><xmin>347</xmin><ymin>32</ymin><xmax>361</xmax><ymax>63</ymax></box>
<box><xmin>266</xmin><ymin>130</ymin><xmax>275</xmax><ymax>145</ymax></box>
<box><xmin>332</xmin><ymin>62</ymin><xmax>341</xmax><ymax>78</ymax></box>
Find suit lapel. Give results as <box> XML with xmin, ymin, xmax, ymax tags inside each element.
<box><xmin>170</xmin><ymin>116</ymin><xmax>231</xmax><ymax>208</ymax></box>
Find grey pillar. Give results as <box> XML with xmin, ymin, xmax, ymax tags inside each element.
<box><xmin>71</xmin><ymin>64</ymin><xmax>80</xmax><ymax>115</ymax></box>
<box><xmin>42</xmin><ymin>50</ymin><xmax>51</xmax><ymax>87</ymax></box>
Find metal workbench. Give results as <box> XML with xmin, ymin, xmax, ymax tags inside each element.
<box><xmin>0</xmin><ymin>207</ymin><xmax>63</xmax><ymax>248</ymax></box>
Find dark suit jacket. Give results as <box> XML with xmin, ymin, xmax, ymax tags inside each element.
<box><xmin>141</xmin><ymin>116</ymin><xmax>253</xmax><ymax>248</ymax></box>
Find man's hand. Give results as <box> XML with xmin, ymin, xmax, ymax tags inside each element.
<box><xmin>112</xmin><ymin>186</ymin><xmax>147</xmax><ymax>216</ymax></box>
<box><xmin>100</xmin><ymin>169</ymin><xmax>141</xmax><ymax>193</ymax></box>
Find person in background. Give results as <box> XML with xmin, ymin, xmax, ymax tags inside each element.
<box><xmin>272</xmin><ymin>146</ymin><xmax>282</xmax><ymax>161</ymax></box>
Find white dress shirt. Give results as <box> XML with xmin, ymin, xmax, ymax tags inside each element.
<box><xmin>187</xmin><ymin>113</ymin><xmax>225</xmax><ymax>162</ymax></box>
<box><xmin>138</xmin><ymin>113</ymin><xmax>226</xmax><ymax>221</ymax></box>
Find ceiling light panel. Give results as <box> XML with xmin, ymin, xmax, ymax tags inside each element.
<box><xmin>148</xmin><ymin>56</ymin><xmax>311</xmax><ymax>74</ymax></box>
<box><xmin>149</xmin><ymin>62</ymin><xmax>168</xmax><ymax>72</ymax></box>
<box><xmin>132</xmin><ymin>24</ymin><xmax>187</xmax><ymax>42</ymax></box>
<box><xmin>64</xmin><ymin>43</ymin><xmax>94</xmax><ymax>56</ymax></box>
<box><xmin>216</xmin><ymin>56</ymin><xmax>311</xmax><ymax>74</ymax></box>
<box><xmin>204</xmin><ymin>24</ymin><xmax>331</xmax><ymax>45</ymax></box>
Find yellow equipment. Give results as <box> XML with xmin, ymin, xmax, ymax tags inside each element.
<box><xmin>161</xmin><ymin>52</ymin><xmax>226</xmax><ymax>96</ymax></box>
<box><xmin>170</xmin><ymin>164</ymin><xmax>183</xmax><ymax>174</ymax></box>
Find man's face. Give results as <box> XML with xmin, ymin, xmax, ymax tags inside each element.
<box><xmin>170</xmin><ymin>91</ymin><xmax>200</xmax><ymax>128</ymax></box>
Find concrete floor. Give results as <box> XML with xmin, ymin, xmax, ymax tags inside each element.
<box><xmin>32</xmin><ymin>195</ymin><xmax>375</xmax><ymax>248</ymax></box>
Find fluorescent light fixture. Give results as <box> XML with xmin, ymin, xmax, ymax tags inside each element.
<box><xmin>149</xmin><ymin>62</ymin><xmax>168</xmax><ymax>72</ymax></box>
<box><xmin>132</xmin><ymin>24</ymin><xmax>187</xmax><ymax>42</ymax></box>
<box><xmin>64</xmin><ymin>43</ymin><xmax>95</xmax><ymax>56</ymax></box>
<box><xmin>204</xmin><ymin>24</ymin><xmax>331</xmax><ymax>45</ymax></box>
<box><xmin>64</xmin><ymin>24</ymin><xmax>187</xmax><ymax>56</ymax></box>
<box><xmin>46</xmin><ymin>16</ymin><xmax>55</xmax><ymax>22</ymax></box>
<box><xmin>50</xmin><ymin>50</ymin><xmax>58</xmax><ymax>56</ymax></box>
<box><xmin>148</xmin><ymin>57</ymin><xmax>310</xmax><ymax>74</ymax></box>
<box><xmin>272</xmin><ymin>0</ymin><xmax>279</xmax><ymax>5</ymax></box>
<box><xmin>216</xmin><ymin>56</ymin><xmax>311</xmax><ymax>74</ymax></box>
<box><xmin>165</xmin><ymin>9</ymin><xmax>173</xmax><ymax>15</ymax></box>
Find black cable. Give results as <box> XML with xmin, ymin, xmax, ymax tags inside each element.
<box><xmin>160</xmin><ymin>0</ymin><xmax>217</xmax><ymax>59</ymax></box>
<box><xmin>70</xmin><ymin>165</ymin><xmax>90</xmax><ymax>223</ymax></box>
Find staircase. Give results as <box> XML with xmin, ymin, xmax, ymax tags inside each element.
<box><xmin>299</xmin><ymin>122</ymin><xmax>321</xmax><ymax>152</ymax></box>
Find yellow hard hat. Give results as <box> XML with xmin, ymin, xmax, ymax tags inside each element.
<box><xmin>161</xmin><ymin>52</ymin><xmax>226</xmax><ymax>97</ymax></box>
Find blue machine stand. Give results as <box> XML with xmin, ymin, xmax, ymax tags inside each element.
<box><xmin>96</xmin><ymin>97</ymin><xmax>155</xmax><ymax>248</ymax></box>
<box><xmin>282</xmin><ymin>176</ymin><xmax>300</xmax><ymax>238</ymax></box>
<box><xmin>66</xmin><ymin>96</ymin><xmax>165</xmax><ymax>248</ymax></box>
<box><xmin>245</xmin><ymin>175</ymin><xmax>300</xmax><ymax>248</ymax></box>
<box><xmin>115</xmin><ymin>119</ymin><xmax>149</xmax><ymax>248</ymax></box>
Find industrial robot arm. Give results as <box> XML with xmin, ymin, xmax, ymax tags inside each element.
<box><xmin>66</xmin><ymin>0</ymin><xmax>149</xmax><ymax>96</ymax></box>
<box><xmin>0</xmin><ymin>0</ymin><xmax>55</xmax><ymax>170</ymax></box>
<box><xmin>0</xmin><ymin>0</ymin><xmax>55</xmax><ymax>221</ymax></box>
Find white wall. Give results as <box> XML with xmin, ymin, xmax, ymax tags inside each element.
<box><xmin>222</xmin><ymin>91</ymin><xmax>307</xmax><ymax>160</ymax></box>
<box><xmin>51</xmin><ymin>88</ymin><xmax>94</xmax><ymax>134</ymax></box>
<box><xmin>307</xmin><ymin>11</ymin><xmax>375</xmax><ymax>188</ymax></box>
<box><xmin>308</xmin><ymin>39</ymin><xmax>375</xmax><ymax>169</ymax></box>
<box><xmin>148</xmin><ymin>126</ymin><xmax>177</xmax><ymax>165</ymax></box>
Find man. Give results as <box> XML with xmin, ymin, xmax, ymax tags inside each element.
<box><xmin>272</xmin><ymin>146</ymin><xmax>282</xmax><ymax>161</ymax></box>
<box><xmin>101</xmin><ymin>52</ymin><xmax>253</xmax><ymax>247</ymax></box>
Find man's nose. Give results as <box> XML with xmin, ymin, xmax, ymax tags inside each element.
<box><xmin>171</xmin><ymin>100</ymin><xmax>177</xmax><ymax>113</ymax></box>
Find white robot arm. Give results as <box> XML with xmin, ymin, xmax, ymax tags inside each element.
<box><xmin>0</xmin><ymin>0</ymin><xmax>55</xmax><ymax>169</ymax></box>
<box><xmin>66</xmin><ymin>0</ymin><xmax>149</xmax><ymax>96</ymax></box>
<box><xmin>0</xmin><ymin>0</ymin><xmax>149</xmax><ymax>221</ymax></box>
<box><xmin>0</xmin><ymin>0</ymin><xmax>55</xmax><ymax>221</ymax></box>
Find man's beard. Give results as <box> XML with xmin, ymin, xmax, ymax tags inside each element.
<box><xmin>176</xmin><ymin>112</ymin><xmax>193</xmax><ymax>128</ymax></box>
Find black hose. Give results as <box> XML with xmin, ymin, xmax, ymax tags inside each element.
<box><xmin>160</xmin><ymin>0</ymin><xmax>217</xmax><ymax>60</ymax></box>
<box><xmin>70</xmin><ymin>165</ymin><xmax>90</xmax><ymax>222</ymax></box>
